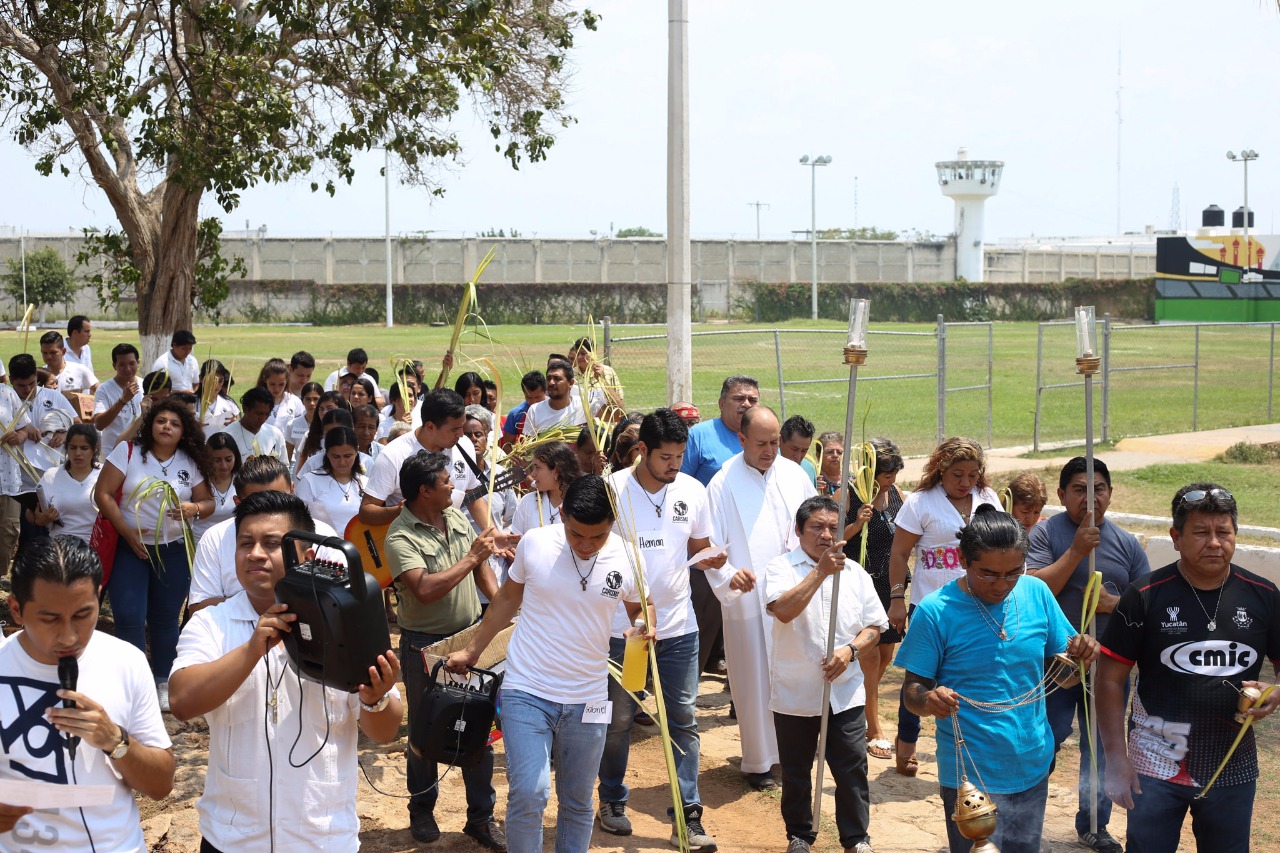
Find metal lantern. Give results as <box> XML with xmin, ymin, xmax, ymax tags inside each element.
<box><xmin>952</xmin><ymin>779</ymin><xmax>1001</xmax><ymax>853</ymax></box>
<box><xmin>1075</xmin><ymin>305</ymin><xmax>1100</xmax><ymax>375</ymax></box>
<box><xmin>844</xmin><ymin>298</ymin><xmax>869</xmax><ymax>365</ymax></box>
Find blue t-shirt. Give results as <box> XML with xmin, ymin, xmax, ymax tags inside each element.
<box><xmin>895</xmin><ymin>575</ymin><xmax>1074</xmax><ymax>793</ymax></box>
<box><xmin>1026</xmin><ymin>512</ymin><xmax>1149</xmax><ymax>636</ymax></box>
<box><xmin>680</xmin><ymin>417</ymin><xmax>741</xmax><ymax>486</ymax></box>
<box><xmin>502</xmin><ymin>401</ymin><xmax>531</xmax><ymax>437</ymax></box>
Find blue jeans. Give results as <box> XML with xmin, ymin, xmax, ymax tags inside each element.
<box><xmin>897</xmin><ymin>603</ymin><xmax>922</xmax><ymax>743</ymax></box>
<box><xmin>105</xmin><ymin>540</ymin><xmax>191</xmax><ymax>680</ymax></box>
<box><xmin>1047</xmin><ymin>678</ymin><xmax>1128</xmax><ymax>835</ymax></box>
<box><xmin>940</xmin><ymin>773</ymin><xmax>1050</xmax><ymax>853</ymax></box>
<box><xmin>1126</xmin><ymin>775</ymin><xmax>1254</xmax><ymax>853</ymax></box>
<box><xmin>598</xmin><ymin>631</ymin><xmax>700</xmax><ymax>810</ymax></box>
<box><xmin>502</xmin><ymin>688</ymin><xmax>609</xmax><ymax>853</ymax></box>
<box><xmin>400</xmin><ymin>629</ymin><xmax>495</xmax><ymax>825</ymax></box>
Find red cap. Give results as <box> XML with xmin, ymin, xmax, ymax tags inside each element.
<box><xmin>671</xmin><ymin>402</ymin><xmax>700</xmax><ymax>419</ymax></box>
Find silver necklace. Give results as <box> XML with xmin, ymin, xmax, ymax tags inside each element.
<box><xmin>569</xmin><ymin>550</ymin><xmax>597</xmax><ymax>591</ymax></box>
<box><xmin>212</xmin><ymin>480</ymin><xmax>232</xmax><ymax>506</ymax></box>
<box><xmin>154</xmin><ymin>452</ymin><xmax>175</xmax><ymax>478</ymax></box>
<box><xmin>335</xmin><ymin>476</ymin><xmax>357</xmax><ymax>503</ymax></box>
<box><xmin>1180</xmin><ymin>566</ymin><xmax>1229</xmax><ymax>632</ymax></box>
<box><xmin>964</xmin><ymin>579</ymin><xmax>1019</xmax><ymax>641</ymax></box>
<box><xmin>638</xmin><ymin>481</ymin><xmax>668</xmax><ymax>518</ymax></box>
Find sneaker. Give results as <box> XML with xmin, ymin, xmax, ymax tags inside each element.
<box><xmin>598</xmin><ymin>801</ymin><xmax>632</xmax><ymax>836</ymax></box>
<box><xmin>672</xmin><ymin>805</ymin><xmax>717</xmax><ymax>852</ymax></box>
<box><xmin>744</xmin><ymin>771</ymin><xmax>777</xmax><ymax>791</ymax></box>
<box><xmin>155</xmin><ymin>681</ymin><xmax>170</xmax><ymax>713</ymax></box>
<box><xmin>410</xmin><ymin>814</ymin><xmax>441</xmax><ymax>843</ymax></box>
<box><xmin>786</xmin><ymin>838</ymin><xmax>811</xmax><ymax>853</ymax></box>
<box><xmin>847</xmin><ymin>843</ymin><xmax>875</xmax><ymax>853</ymax></box>
<box><xmin>463</xmin><ymin>819</ymin><xmax>508</xmax><ymax>852</ymax></box>
<box><xmin>1078</xmin><ymin>829</ymin><xmax>1123</xmax><ymax>853</ymax></box>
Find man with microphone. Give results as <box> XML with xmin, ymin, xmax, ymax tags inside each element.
<box><xmin>0</xmin><ymin>535</ymin><xmax>174</xmax><ymax>852</ymax></box>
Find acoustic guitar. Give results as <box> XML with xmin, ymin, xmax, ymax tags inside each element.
<box><xmin>344</xmin><ymin>464</ymin><xmax>526</xmax><ymax>590</ymax></box>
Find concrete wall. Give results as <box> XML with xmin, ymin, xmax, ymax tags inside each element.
<box><xmin>0</xmin><ymin>235</ymin><xmax>1157</xmax><ymax>318</ymax></box>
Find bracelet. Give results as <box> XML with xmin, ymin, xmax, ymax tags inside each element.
<box><xmin>890</xmin><ymin>594</ymin><xmax>906</xmax><ymax>600</ymax></box>
<box><xmin>360</xmin><ymin>694</ymin><xmax>391</xmax><ymax>714</ymax></box>
<box><xmin>890</xmin><ymin>583</ymin><xmax>906</xmax><ymax>593</ymax></box>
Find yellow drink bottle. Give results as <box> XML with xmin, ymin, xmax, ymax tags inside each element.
<box><xmin>621</xmin><ymin>619</ymin><xmax>648</xmax><ymax>692</ymax></box>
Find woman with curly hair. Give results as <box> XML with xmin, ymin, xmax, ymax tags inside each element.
<box><xmin>509</xmin><ymin>441</ymin><xmax>581</xmax><ymax>535</ymax></box>
<box><xmin>885</xmin><ymin>436</ymin><xmax>1000</xmax><ymax>776</ymax></box>
<box><xmin>94</xmin><ymin>398</ymin><xmax>213</xmax><ymax>710</ymax></box>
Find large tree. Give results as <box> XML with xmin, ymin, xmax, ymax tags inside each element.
<box><xmin>0</xmin><ymin>1</ymin><xmax>594</xmax><ymax>360</ymax></box>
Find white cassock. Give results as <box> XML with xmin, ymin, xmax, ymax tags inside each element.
<box><xmin>705</xmin><ymin>453</ymin><xmax>816</xmax><ymax>774</ymax></box>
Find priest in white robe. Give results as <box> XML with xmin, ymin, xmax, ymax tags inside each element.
<box><xmin>705</xmin><ymin>406</ymin><xmax>817</xmax><ymax>789</ymax></box>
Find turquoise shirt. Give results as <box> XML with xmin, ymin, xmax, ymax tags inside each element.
<box><xmin>894</xmin><ymin>575</ymin><xmax>1073</xmax><ymax>793</ymax></box>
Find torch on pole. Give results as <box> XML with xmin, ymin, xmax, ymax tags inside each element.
<box><xmin>812</xmin><ymin>298</ymin><xmax>869</xmax><ymax>827</ymax></box>
<box><xmin>1075</xmin><ymin>305</ymin><xmax>1102</xmax><ymax>837</ymax></box>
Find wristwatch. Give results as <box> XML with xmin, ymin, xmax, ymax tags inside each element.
<box><xmin>105</xmin><ymin>726</ymin><xmax>130</xmax><ymax>760</ymax></box>
<box><xmin>847</xmin><ymin>643</ymin><xmax>860</xmax><ymax>662</ymax></box>
<box><xmin>360</xmin><ymin>694</ymin><xmax>391</xmax><ymax>714</ymax></box>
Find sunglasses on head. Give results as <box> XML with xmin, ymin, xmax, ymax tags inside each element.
<box><xmin>1177</xmin><ymin>488</ymin><xmax>1234</xmax><ymax>508</ymax></box>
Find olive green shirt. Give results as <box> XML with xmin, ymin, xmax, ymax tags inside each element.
<box><xmin>385</xmin><ymin>505</ymin><xmax>481</xmax><ymax>635</ymax></box>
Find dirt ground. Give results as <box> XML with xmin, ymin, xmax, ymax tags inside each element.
<box><xmin>137</xmin><ymin>658</ymin><xmax>1180</xmax><ymax>853</ymax></box>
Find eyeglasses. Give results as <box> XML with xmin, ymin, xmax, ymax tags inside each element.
<box><xmin>973</xmin><ymin>567</ymin><xmax>1027</xmax><ymax>584</ymax></box>
<box><xmin>1177</xmin><ymin>488</ymin><xmax>1234</xmax><ymax>508</ymax></box>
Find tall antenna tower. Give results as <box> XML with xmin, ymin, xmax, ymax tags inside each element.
<box><xmin>1116</xmin><ymin>46</ymin><xmax>1123</xmax><ymax>235</ymax></box>
<box><xmin>1169</xmin><ymin>183</ymin><xmax>1182</xmax><ymax>232</ymax></box>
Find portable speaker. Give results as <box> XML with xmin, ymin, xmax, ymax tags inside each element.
<box><xmin>275</xmin><ymin>531</ymin><xmax>392</xmax><ymax>693</ymax></box>
<box><xmin>409</xmin><ymin>660</ymin><xmax>502</xmax><ymax>767</ymax></box>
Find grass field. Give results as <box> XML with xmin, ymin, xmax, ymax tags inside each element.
<box><xmin>23</xmin><ymin>318</ymin><xmax>1277</xmax><ymax>458</ymax></box>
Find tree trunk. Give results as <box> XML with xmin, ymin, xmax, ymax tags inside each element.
<box><xmin>133</xmin><ymin>183</ymin><xmax>202</xmax><ymax>367</ymax></box>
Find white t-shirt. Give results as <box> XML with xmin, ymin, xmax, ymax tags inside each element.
<box><xmin>27</xmin><ymin>386</ymin><xmax>79</xmax><ymax>425</ymax></box>
<box><xmin>51</xmin><ymin>362</ymin><xmax>96</xmax><ymax>393</ymax></box>
<box><xmin>217</xmin><ymin>421</ymin><xmax>289</xmax><ymax>466</ymax></box>
<box><xmin>93</xmin><ymin>378</ymin><xmax>144</xmax><ymax>452</ymax></box>
<box><xmin>200</xmin><ymin>396</ymin><xmax>240</xmax><ymax>434</ymax></box>
<box><xmin>606</xmin><ymin>469</ymin><xmax>712</xmax><ymax>639</ymax></box>
<box><xmin>36</xmin><ymin>464</ymin><xmax>102</xmax><ymax>543</ymax></box>
<box><xmin>0</xmin><ymin>384</ymin><xmax>33</xmax><ymax>496</ymax></box>
<box><xmin>509</xmin><ymin>490</ymin><xmax>561</xmax><ymax>536</ymax></box>
<box><xmin>363</xmin><ymin>431</ymin><xmax>480</xmax><ymax>509</ymax></box>
<box><xmin>896</xmin><ymin>484</ymin><xmax>1001</xmax><ymax>605</ymax></box>
<box><xmin>189</xmin><ymin>517</ymin><xmax>339</xmax><ymax>606</ymax></box>
<box><xmin>521</xmin><ymin>397</ymin><xmax>586</xmax><ymax>437</ymax></box>
<box><xmin>151</xmin><ymin>352</ymin><xmax>201</xmax><ymax>392</ymax></box>
<box><xmin>0</xmin><ymin>631</ymin><xmax>171</xmax><ymax>853</ymax></box>
<box><xmin>63</xmin><ymin>341</ymin><xmax>95</xmax><ymax>375</ymax></box>
<box><xmin>503</xmin><ymin>525</ymin><xmax>640</xmax><ymax>704</ymax></box>
<box><xmin>323</xmin><ymin>367</ymin><xmax>385</xmax><ymax>399</ymax></box>
<box><xmin>296</xmin><ymin>471</ymin><xmax>368</xmax><ymax>537</ymax></box>
<box><xmin>191</xmin><ymin>478</ymin><xmax>237</xmax><ymax>542</ymax></box>
<box><xmin>268</xmin><ymin>391</ymin><xmax>306</xmax><ymax>431</ymax></box>
<box><xmin>104</xmin><ymin>442</ymin><xmax>204</xmax><ymax>544</ymax></box>
<box><xmin>174</xmin><ymin>592</ymin><xmax>397</xmax><ymax>852</ymax></box>
<box><xmin>284</xmin><ymin>414</ymin><xmax>312</xmax><ymax>448</ymax></box>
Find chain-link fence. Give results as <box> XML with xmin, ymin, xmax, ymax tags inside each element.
<box><xmin>608</xmin><ymin>317</ymin><xmax>993</xmax><ymax>458</ymax></box>
<box><xmin>1035</xmin><ymin>319</ymin><xmax>1280</xmax><ymax>449</ymax></box>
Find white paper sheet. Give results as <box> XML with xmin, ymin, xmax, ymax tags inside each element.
<box><xmin>0</xmin><ymin>778</ymin><xmax>117</xmax><ymax>809</ymax></box>
<box><xmin>683</xmin><ymin>543</ymin><xmax>729</xmax><ymax>569</ymax></box>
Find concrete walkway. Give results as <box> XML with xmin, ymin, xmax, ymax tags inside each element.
<box><xmin>900</xmin><ymin>422</ymin><xmax>1280</xmax><ymax>480</ymax></box>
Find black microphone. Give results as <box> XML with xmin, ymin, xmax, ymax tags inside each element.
<box><xmin>57</xmin><ymin>655</ymin><xmax>78</xmax><ymax>759</ymax></box>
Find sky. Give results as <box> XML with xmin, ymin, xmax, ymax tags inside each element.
<box><xmin>2</xmin><ymin>0</ymin><xmax>1279</xmax><ymax>242</ymax></box>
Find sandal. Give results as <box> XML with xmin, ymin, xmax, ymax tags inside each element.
<box><xmin>867</xmin><ymin>737</ymin><xmax>893</xmax><ymax>759</ymax></box>
<box><xmin>895</xmin><ymin>738</ymin><xmax>919</xmax><ymax>777</ymax></box>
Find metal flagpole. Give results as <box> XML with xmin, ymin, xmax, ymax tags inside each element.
<box><xmin>813</xmin><ymin>298</ymin><xmax>869</xmax><ymax>826</ymax></box>
<box><xmin>1075</xmin><ymin>305</ymin><xmax>1101</xmax><ymax>837</ymax></box>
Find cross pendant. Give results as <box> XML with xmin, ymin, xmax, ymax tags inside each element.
<box><xmin>998</xmin><ymin>630</ymin><xmax>1007</xmax><ymax>640</ymax></box>
<box><xmin>270</xmin><ymin>691</ymin><xmax>278</xmax><ymax>724</ymax></box>
<box><xmin>655</xmin><ymin>506</ymin><xmax>661</xmax><ymax>518</ymax></box>
<box><xmin>580</xmin><ymin>577</ymin><xmax>588</xmax><ymax>591</ymax></box>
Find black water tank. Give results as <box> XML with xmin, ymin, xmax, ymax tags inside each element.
<box><xmin>1202</xmin><ymin>205</ymin><xmax>1225</xmax><ymax>227</ymax></box>
<box><xmin>1232</xmin><ymin>207</ymin><xmax>1255</xmax><ymax>228</ymax></box>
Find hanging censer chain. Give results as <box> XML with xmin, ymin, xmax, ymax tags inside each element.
<box><xmin>949</xmin><ymin>713</ymin><xmax>1000</xmax><ymax>853</ymax></box>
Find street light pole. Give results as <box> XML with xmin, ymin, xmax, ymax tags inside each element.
<box><xmin>1227</xmin><ymin>149</ymin><xmax>1259</xmax><ymax>270</ymax></box>
<box><xmin>385</xmin><ymin>148</ymin><xmax>394</xmax><ymax>328</ymax></box>
<box><xmin>800</xmin><ymin>155</ymin><xmax>831</xmax><ymax>320</ymax></box>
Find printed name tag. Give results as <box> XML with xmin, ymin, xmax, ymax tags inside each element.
<box><xmin>582</xmin><ymin>701</ymin><xmax>613</xmax><ymax>725</ymax></box>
